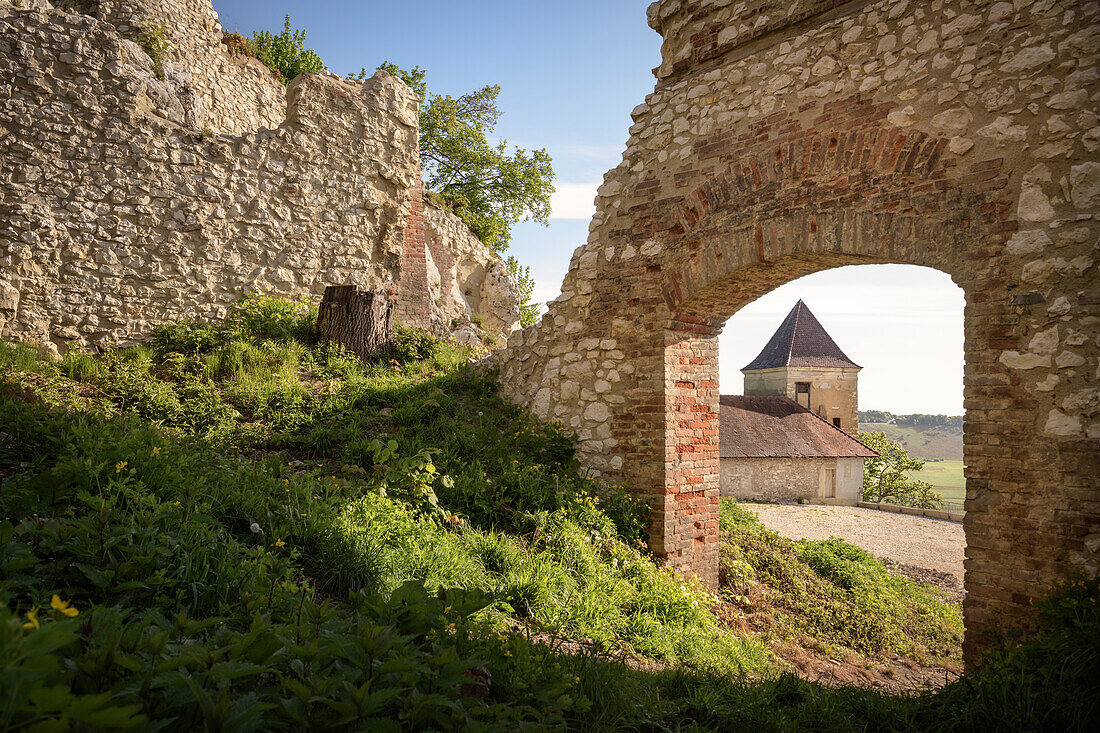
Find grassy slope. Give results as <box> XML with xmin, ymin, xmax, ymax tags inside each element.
<box><xmin>1</xmin><ymin>297</ymin><xmax>1096</xmax><ymax>730</ymax></box>
<box><xmin>859</xmin><ymin>423</ymin><xmax>963</xmax><ymax>462</ymax></box>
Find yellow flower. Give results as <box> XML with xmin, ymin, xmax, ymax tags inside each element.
<box><xmin>274</xmin><ymin>539</ymin><xmax>286</xmax><ymax>548</ymax></box>
<box><xmin>115</xmin><ymin>461</ymin><xmax>128</xmax><ymax>473</ymax></box>
<box><xmin>173</xmin><ymin>501</ymin><xmax>180</xmax><ymax>507</ymax></box>
<box><xmin>51</xmin><ymin>595</ymin><xmax>78</xmax><ymax>617</ymax></box>
<box><xmin>150</xmin><ymin>447</ymin><xmax>161</xmax><ymax>456</ymax></box>
<box><xmin>22</xmin><ymin>607</ymin><xmax>40</xmax><ymax>631</ymax></box>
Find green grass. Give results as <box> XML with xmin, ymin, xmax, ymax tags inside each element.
<box><xmin>719</xmin><ymin>500</ymin><xmax>961</xmax><ymax>662</ymax></box>
<box><xmin>860</xmin><ymin>422</ymin><xmax>962</xmax><ymax>462</ymax></box>
<box><xmin>909</xmin><ymin>460</ymin><xmax>966</xmax><ymax>490</ymax></box>
<box><xmin>1</xmin><ymin>295</ymin><xmax>1095</xmax><ymax>730</ymax></box>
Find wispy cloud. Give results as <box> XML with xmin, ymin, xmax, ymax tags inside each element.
<box><xmin>550</xmin><ymin>182</ymin><xmax>598</xmax><ymax>219</ymax></box>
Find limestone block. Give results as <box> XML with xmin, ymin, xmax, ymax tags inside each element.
<box><xmin>1069</xmin><ymin>162</ymin><xmax>1100</xmax><ymax>209</ymax></box>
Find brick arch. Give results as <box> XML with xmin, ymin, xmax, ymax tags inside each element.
<box><xmin>494</xmin><ymin>0</ymin><xmax>1100</xmax><ymax>660</ymax></box>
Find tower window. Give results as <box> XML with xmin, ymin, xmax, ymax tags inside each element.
<box><xmin>832</xmin><ymin>417</ymin><xmax>841</xmax><ymax>428</ymax></box>
<box><xmin>794</xmin><ymin>381</ymin><xmax>810</xmax><ymax>408</ymax></box>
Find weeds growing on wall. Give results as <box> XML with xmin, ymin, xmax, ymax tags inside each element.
<box><xmin>133</xmin><ymin>23</ymin><xmax>170</xmax><ymax>79</ymax></box>
<box><xmin>245</xmin><ymin>15</ymin><xmax>325</xmax><ymax>85</ymax></box>
<box><xmin>0</xmin><ymin>296</ymin><xmax>1095</xmax><ymax>730</ymax></box>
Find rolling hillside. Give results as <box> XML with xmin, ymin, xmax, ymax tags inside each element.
<box><xmin>859</xmin><ymin>422</ymin><xmax>963</xmax><ymax>462</ymax></box>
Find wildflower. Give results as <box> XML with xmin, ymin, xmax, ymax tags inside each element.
<box><xmin>250</xmin><ymin>522</ymin><xmax>261</xmax><ymax>533</ymax></box>
<box><xmin>573</xmin><ymin>676</ymin><xmax>580</xmax><ymax>684</ymax></box>
<box><xmin>446</xmin><ymin>623</ymin><xmax>456</xmax><ymax>632</ymax></box>
<box><xmin>274</xmin><ymin>539</ymin><xmax>286</xmax><ymax>548</ymax></box>
<box><xmin>173</xmin><ymin>501</ymin><xmax>180</xmax><ymax>506</ymax></box>
<box><xmin>503</xmin><ymin>650</ymin><xmax>512</xmax><ymax>657</ymax></box>
<box><xmin>22</xmin><ymin>607</ymin><xmax>40</xmax><ymax>631</ymax></box>
<box><xmin>150</xmin><ymin>447</ymin><xmax>161</xmax><ymax>456</ymax></box>
<box><xmin>115</xmin><ymin>461</ymin><xmax>128</xmax><ymax>473</ymax></box>
<box><xmin>51</xmin><ymin>595</ymin><xmax>78</xmax><ymax>617</ymax></box>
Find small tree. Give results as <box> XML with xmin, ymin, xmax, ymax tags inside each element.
<box><xmin>377</xmin><ymin>62</ymin><xmax>554</xmax><ymax>253</ymax></box>
<box><xmin>860</xmin><ymin>431</ymin><xmax>943</xmax><ymax>509</ymax></box>
<box><xmin>247</xmin><ymin>15</ymin><xmax>326</xmax><ymax>85</ymax></box>
<box><xmin>505</xmin><ymin>256</ymin><xmax>540</xmax><ymax>328</ymax></box>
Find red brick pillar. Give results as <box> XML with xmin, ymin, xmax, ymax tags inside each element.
<box><xmin>651</xmin><ymin>319</ymin><xmax>722</xmax><ymax>587</ymax></box>
<box><xmin>395</xmin><ymin>181</ymin><xmax>431</xmax><ymax>328</ymax></box>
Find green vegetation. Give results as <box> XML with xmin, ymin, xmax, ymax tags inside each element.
<box><xmin>910</xmin><ymin>460</ymin><xmax>966</xmax><ymax>491</ymax></box>
<box><xmin>720</xmin><ymin>501</ymin><xmax>960</xmax><ymax>661</ymax></box>
<box><xmin>859</xmin><ymin>411</ymin><xmax>963</xmax><ymax>429</ymax></box>
<box><xmin>860</xmin><ymin>431</ymin><xmax>943</xmax><ymax>510</ymax></box>
<box><xmin>859</xmin><ymin>421</ymin><xmax>963</xmax><ymax>462</ymax></box>
<box><xmin>377</xmin><ymin>62</ymin><xmax>554</xmax><ymax>254</ymax></box>
<box><xmin>246</xmin><ymin>15</ymin><xmax>326</xmax><ymax>85</ymax></box>
<box><xmin>1</xmin><ymin>297</ymin><xmax>1095</xmax><ymax>730</ymax></box>
<box><xmin>133</xmin><ymin>23</ymin><xmax>170</xmax><ymax>79</ymax></box>
<box><xmin>506</xmin><ymin>256</ymin><xmax>540</xmax><ymax>327</ymax></box>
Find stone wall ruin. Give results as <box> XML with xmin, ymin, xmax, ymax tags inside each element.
<box><xmin>0</xmin><ymin>0</ymin><xmax>519</xmax><ymax>354</ymax></box>
<box><xmin>493</xmin><ymin>0</ymin><xmax>1100</xmax><ymax>659</ymax></box>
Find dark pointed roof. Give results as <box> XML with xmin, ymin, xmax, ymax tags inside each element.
<box><xmin>742</xmin><ymin>300</ymin><xmax>860</xmax><ymax>371</ymax></box>
<box><xmin>719</xmin><ymin>396</ymin><xmax>878</xmax><ymax>458</ymax></box>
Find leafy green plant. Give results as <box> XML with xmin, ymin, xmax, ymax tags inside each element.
<box><xmin>506</xmin><ymin>255</ymin><xmax>540</xmax><ymax>327</ymax></box>
<box><xmin>861</xmin><ymin>430</ymin><xmax>943</xmax><ymax>509</ymax></box>
<box><xmin>133</xmin><ymin>24</ymin><xmax>170</xmax><ymax>79</ymax></box>
<box><xmin>247</xmin><ymin>15</ymin><xmax>326</xmax><ymax>85</ymax></box>
<box><xmin>378</xmin><ymin>62</ymin><xmax>553</xmax><ymax>252</ymax></box>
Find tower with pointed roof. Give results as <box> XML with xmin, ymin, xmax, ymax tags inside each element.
<box><xmin>741</xmin><ymin>300</ymin><xmax>861</xmax><ymax>435</ymax></box>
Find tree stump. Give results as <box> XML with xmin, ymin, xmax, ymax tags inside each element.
<box><xmin>316</xmin><ymin>285</ymin><xmax>394</xmax><ymax>360</ymax></box>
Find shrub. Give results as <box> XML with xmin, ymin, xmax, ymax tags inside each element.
<box><xmin>392</xmin><ymin>324</ymin><xmax>439</xmax><ymax>362</ymax></box>
<box><xmin>133</xmin><ymin>23</ymin><xmax>170</xmax><ymax>79</ymax></box>
<box><xmin>246</xmin><ymin>15</ymin><xmax>326</xmax><ymax>85</ymax></box>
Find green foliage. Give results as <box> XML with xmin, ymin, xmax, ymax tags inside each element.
<box><xmin>133</xmin><ymin>24</ymin><xmax>170</xmax><ymax>79</ymax></box>
<box><xmin>378</xmin><ymin>62</ymin><xmax>554</xmax><ymax>252</ymax></box>
<box><xmin>392</xmin><ymin>324</ymin><xmax>439</xmax><ymax>362</ymax></box>
<box><xmin>860</xmin><ymin>410</ymin><xmax>963</xmax><ymax>428</ymax></box>
<box><xmin>246</xmin><ymin>15</ymin><xmax>326</xmax><ymax>85</ymax></box>
<box><xmin>506</xmin><ymin>255</ymin><xmax>540</xmax><ymax>327</ymax></box>
<box><xmin>860</xmin><ymin>430</ymin><xmax>944</xmax><ymax>509</ymax></box>
<box><xmin>1</xmin><ymin>299</ymin><xmax>1096</xmax><ymax>730</ymax></box>
<box><xmin>719</xmin><ymin>499</ymin><xmax>961</xmax><ymax>660</ymax></box>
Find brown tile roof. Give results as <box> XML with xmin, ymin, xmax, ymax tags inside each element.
<box><xmin>742</xmin><ymin>300</ymin><xmax>861</xmax><ymax>371</ymax></box>
<box><xmin>719</xmin><ymin>395</ymin><xmax>878</xmax><ymax>459</ymax></box>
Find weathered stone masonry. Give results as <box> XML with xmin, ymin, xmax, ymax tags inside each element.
<box><xmin>0</xmin><ymin>0</ymin><xmax>519</xmax><ymax>354</ymax></box>
<box><xmin>494</xmin><ymin>0</ymin><xmax>1099</xmax><ymax>658</ymax></box>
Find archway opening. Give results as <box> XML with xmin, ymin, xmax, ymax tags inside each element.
<box><xmin>710</xmin><ymin>263</ymin><xmax>967</xmax><ymax>682</ymax></box>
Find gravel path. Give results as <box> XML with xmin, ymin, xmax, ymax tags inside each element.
<box><xmin>747</xmin><ymin>504</ymin><xmax>965</xmax><ymax>584</ymax></box>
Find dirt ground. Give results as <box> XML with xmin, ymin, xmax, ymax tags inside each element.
<box><xmin>746</xmin><ymin>503</ymin><xmax>965</xmax><ymax>593</ymax></box>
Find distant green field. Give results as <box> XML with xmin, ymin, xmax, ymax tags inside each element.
<box><xmin>909</xmin><ymin>459</ymin><xmax>966</xmax><ymax>489</ymax></box>
<box><xmin>860</xmin><ymin>422</ymin><xmax>963</xmax><ymax>462</ymax></box>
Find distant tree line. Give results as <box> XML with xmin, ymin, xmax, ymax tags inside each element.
<box><xmin>859</xmin><ymin>411</ymin><xmax>962</xmax><ymax>428</ymax></box>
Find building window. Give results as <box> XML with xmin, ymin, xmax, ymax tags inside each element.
<box><xmin>795</xmin><ymin>382</ymin><xmax>810</xmax><ymax>408</ymax></box>
<box><xmin>832</xmin><ymin>417</ymin><xmax>842</xmax><ymax>428</ymax></box>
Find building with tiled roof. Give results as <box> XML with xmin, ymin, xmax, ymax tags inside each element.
<box><xmin>741</xmin><ymin>300</ymin><xmax>862</xmax><ymax>436</ymax></box>
<box><xmin>722</xmin><ymin>302</ymin><xmax>875</xmax><ymax>504</ymax></box>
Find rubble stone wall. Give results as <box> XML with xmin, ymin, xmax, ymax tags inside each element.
<box><xmin>493</xmin><ymin>0</ymin><xmax>1100</xmax><ymax>658</ymax></box>
<box><xmin>423</xmin><ymin>198</ymin><xmax>520</xmax><ymax>339</ymax></box>
<box><xmin>52</xmin><ymin>0</ymin><xmax>287</xmax><ymax>134</ymax></box>
<box><xmin>720</xmin><ymin>456</ymin><xmax>863</xmax><ymax>504</ymax></box>
<box><xmin>0</xmin><ymin>0</ymin><xmax>519</xmax><ymax>353</ymax></box>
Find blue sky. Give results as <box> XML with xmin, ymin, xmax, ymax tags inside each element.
<box><xmin>214</xmin><ymin>1</ymin><xmax>964</xmax><ymax>415</ymax></box>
